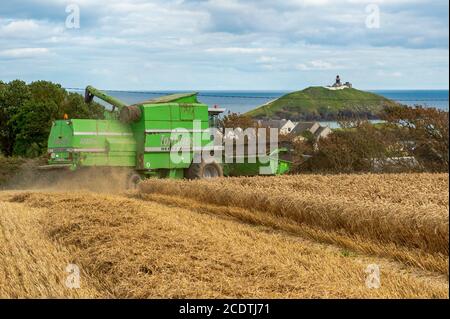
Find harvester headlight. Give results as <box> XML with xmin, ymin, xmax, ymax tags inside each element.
<box><xmin>50</xmin><ymin>153</ymin><xmax>56</xmax><ymax>159</ymax></box>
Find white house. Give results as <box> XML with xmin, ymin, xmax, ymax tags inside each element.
<box><xmin>258</xmin><ymin>119</ymin><xmax>296</xmax><ymax>135</ymax></box>
<box><xmin>290</xmin><ymin>122</ymin><xmax>332</xmax><ymax>141</ymax></box>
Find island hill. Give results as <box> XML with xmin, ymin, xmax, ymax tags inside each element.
<box><xmin>246</xmin><ymin>76</ymin><xmax>399</xmax><ymax>121</ymax></box>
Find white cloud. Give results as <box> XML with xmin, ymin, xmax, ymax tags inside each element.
<box><xmin>0</xmin><ymin>48</ymin><xmax>50</xmax><ymax>58</ymax></box>
<box><xmin>296</xmin><ymin>60</ymin><xmax>341</xmax><ymax>70</ymax></box>
<box><xmin>205</xmin><ymin>47</ymin><xmax>266</xmax><ymax>54</ymax></box>
<box><xmin>1</xmin><ymin>19</ymin><xmax>39</xmax><ymax>33</ymax></box>
<box><xmin>90</xmin><ymin>68</ymin><xmax>113</xmax><ymax>76</ymax></box>
<box><xmin>377</xmin><ymin>70</ymin><xmax>403</xmax><ymax>78</ymax></box>
<box><xmin>0</xmin><ymin>18</ymin><xmax>63</xmax><ymax>39</ymax></box>
<box><xmin>257</xmin><ymin>56</ymin><xmax>280</xmax><ymax>63</ymax></box>
<box><xmin>0</xmin><ymin>0</ymin><xmax>448</xmax><ymax>89</ymax></box>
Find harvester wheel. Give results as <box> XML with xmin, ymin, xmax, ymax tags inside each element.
<box><xmin>127</xmin><ymin>173</ymin><xmax>142</xmax><ymax>190</ymax></box>
<box><xmin>186</xmin><ymin>161</ymin><xmax>223</xmax><ymax>179</ymax></box>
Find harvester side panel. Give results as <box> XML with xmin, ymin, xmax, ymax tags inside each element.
<box><xmin>141</xmin><ymin>103</ymin><xmax>210</xmax><ymax>170</ymax></box>
<box><xmin>48</xmin><ymin>119</ymin><xmax>137</xmax><ymax>168</ymax></box>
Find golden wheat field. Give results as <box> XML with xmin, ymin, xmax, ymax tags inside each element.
<box><xmin>0</xmin><ymin>173</ymin><xmax>448</xmax><ymax>298</ymax></box>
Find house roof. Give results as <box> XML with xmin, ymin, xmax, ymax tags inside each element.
<box><xmin>259</xmin><ymin>119</ymin><xmax>292</xmax><ymax>129</ymax></box>
<box><xmin>291</xmin><ymin>122</ymin><xmax>320</xmax><ymax>135</ymax></box>
<box><xmin>314</xmin><ymin>126</ymin><xmax>331</xmax><ymax>138</ymax></box>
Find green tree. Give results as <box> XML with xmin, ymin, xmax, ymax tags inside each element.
<box><xmin>383</xmin><ymin>105</ymin><xmax>449</xmax><ymax>172</ymax></box>
<box><xmin>0</xmin><ymin>81</ymin><xmax>7</xmax><ymax>155</ymax></box>
<box><xmin>28</xmin><ymin>81</ymin><xmax>65</xmax><ymax>117</ymax></box>
<box><xmin>0</xmin><ymin>80</ymin><xmax>31</xmax><ymax>156</ymax></box>
<box><xmin>306</xmin><ymin>121</ymin><xmax>401</xmax><ymax>172</ymax></box>
<box><xmin>0</xmin><ymin>80</ymin><xmax>105</xmax><ymax>157</ymax></box>
<box><xmin>61</xmin><ymin>92</ymin><xmax>105</xmax><ymax>119</ymax></box>
<box><xmin>218</xmin><ymin>112</ymin><xmax>259</xmax><ymax>130</ymax></box>
<box><xmin>12</xmin><ymin>99</ymin><xmax>58</xmax><ymax>157</ymax></box>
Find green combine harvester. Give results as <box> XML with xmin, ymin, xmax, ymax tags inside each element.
<box><xmin>41</xmin><ymin>86</ymin><xmax>291</xmax><ymax>187</ymax></box>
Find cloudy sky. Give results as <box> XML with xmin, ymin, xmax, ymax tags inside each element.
<box><xmin>0</xmin><ymin>0</ymin><xmax>448</xmax><ymax>90</ymax></box>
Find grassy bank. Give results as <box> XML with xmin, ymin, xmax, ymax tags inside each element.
<box><xmin>246</xmin><ymin>87</ymin><xmax>399</xmax><ymax>120</ymax></box>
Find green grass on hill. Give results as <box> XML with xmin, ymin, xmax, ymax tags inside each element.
<box><xmin>246</xmin><ymin>86</ymin><xmax>399</xmax><ymax>121</ymax></box>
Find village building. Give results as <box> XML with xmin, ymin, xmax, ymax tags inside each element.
<box><xmin>314</xmin><ymin>125</ymin><xmax>332</xmax><ymax>140</ymax></box>
<box><xmin>258</xmin><ymin>119</ymin><xmax>296</xmax><ymax>135</ymax></box>
<box><xmin>289</xmin><ymin>121</ymin><xmax>332</xmax><ymax>142</ymax></box>
<box><xmin>290</xmin><ymin>122</ymin><xmax>320</xmax><ymax>136</ymax></box>
<box><xmin>259</xmin><ymin>119</ymin><xmax>332</xmax><ymax>141</ymax></box>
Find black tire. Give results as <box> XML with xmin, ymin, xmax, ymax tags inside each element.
<box><xmin>186</xmin><ymin>161</ymin><xmax>223</xmax><ymax>179</ymax></box>
<box><xmin>127</xmin><ymin>173</ymin><xmax>142</xmax><ymax>190</ymax></box>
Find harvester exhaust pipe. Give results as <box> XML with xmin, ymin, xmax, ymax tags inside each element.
<box><xmin>84</xmin><ymin>85</ymin><xmax>141</xmax><ymax>123</ymax></box>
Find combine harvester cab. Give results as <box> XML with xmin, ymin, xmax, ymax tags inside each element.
<box><xmin>41</xmin><ymin>86</ymin><xmax>291</xmax><ymax>188</ymax></box>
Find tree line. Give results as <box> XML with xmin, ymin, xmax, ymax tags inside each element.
<box><xmin>302</xmin><ymin>106</ymin><xmax>449</xmax><ymax>173</ymax></box>
<box><xmin>0</xmin><ymin>80</ymin><xmax>105</xmax><ymax>158</ymax></box>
